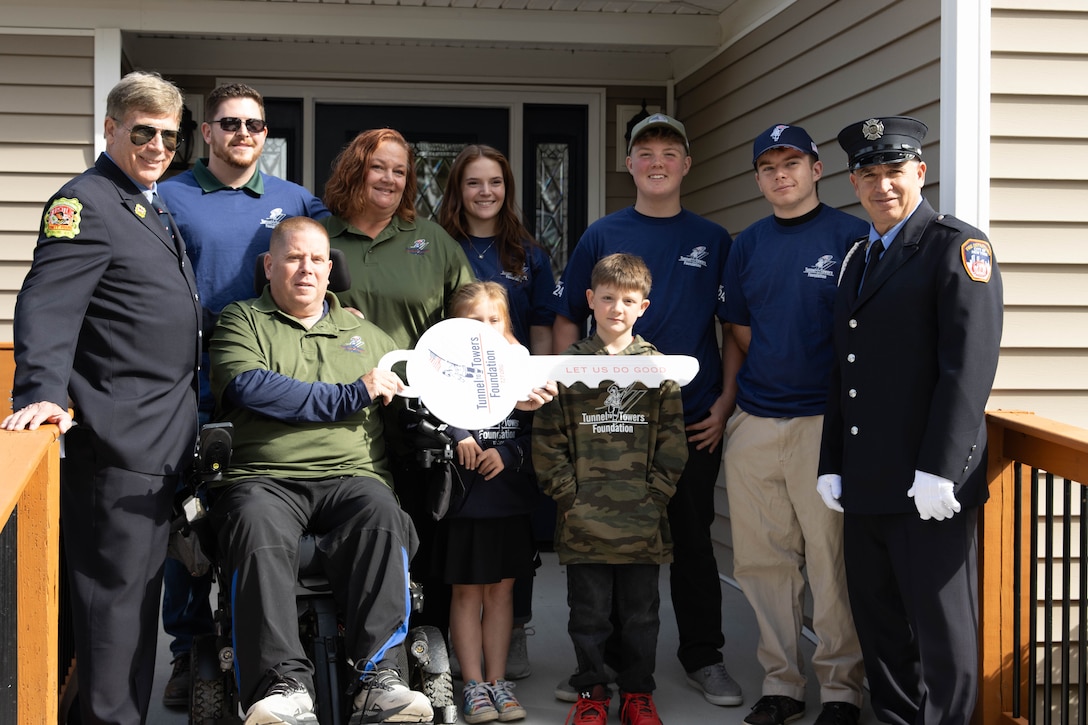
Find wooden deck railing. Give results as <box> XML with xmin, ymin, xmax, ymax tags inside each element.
<box><xmin>1</xmin><ymin>400</ymin><xmax>1085</xmax><ymax>724</ymax></box>
<box><xmin>0</xmin><ymin>423</ymin><xmax>62</xmax><ymax>725</ymax></box>
<box><xmin>979</xmin><ymin>410</ymin><xmax>1088</xmax><ymax>725</ymax></box>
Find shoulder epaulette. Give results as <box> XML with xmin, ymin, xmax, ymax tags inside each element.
<box><xmin>934</xmin><ymin>213</ymin><xmax>972</xmax><ymax>233</ymax></box>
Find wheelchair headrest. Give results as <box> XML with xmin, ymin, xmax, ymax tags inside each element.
<box><xmin>254</xmin><ymin>246</ymin><xmax>352</xmax><ymax>296</ymax></box>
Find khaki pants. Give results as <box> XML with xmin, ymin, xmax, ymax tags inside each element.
<box><xmin>724</xmin><ymin>411</ymin><xmax>864</xmax><ymax>705</ymax></box>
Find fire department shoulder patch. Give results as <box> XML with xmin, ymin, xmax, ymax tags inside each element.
<box><xmin>960</xmin><ymin>238</ymin><xmax>993</xmax><ymax>283</ymax></box>
<box><xmin>43</xmin><ymin>197</ymin><xmax>83</xmax><ymax>239</ymax></box>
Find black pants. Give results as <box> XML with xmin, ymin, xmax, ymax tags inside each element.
<box><xmin>61</xmin><ymin>429</ymin><xmax>177</xmax><ymax>725</ymax></box>
<box><xmin>209</xmin><ymin>475</ymin><xmax>418</xmax><ymax>708</ymax></box>
<box><xmin>667</xmin><ymin>440</ymin><xmax>726</xmax><ymax>672</ymax></box>
<box><xmin>567</xmin><ymin>563</ymin><xmax>660</xmax><ymax>695</ymax></box>
<box><xmin>844</xmin><ymin>508</ymin><xmax>980</xmax><ymax>725</ymax></box>
<box><xmin>393</xmin><ymin>455</ymin><xmax>453</xmax><ymax>635</ymax></box>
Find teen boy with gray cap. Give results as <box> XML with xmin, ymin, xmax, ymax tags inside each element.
<box><xmin>550</xmin><ymin>113</ymin><xmax>741</xmax><ymax>709</ymax></box>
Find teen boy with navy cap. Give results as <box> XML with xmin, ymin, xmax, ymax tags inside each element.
<box><xmin>818</xmin><ymin>116</ymin><xmax>1003</xmax><ymax>725</ymax></box>
<box><xmin>723</xmin><ymin>123</ymin><xmax>867</xmax><ymax>725</ymax></box>
<box><xmin>750</xmin><ymin>123</ymin><xmax>819</xmax><ymax>164</ymax></box>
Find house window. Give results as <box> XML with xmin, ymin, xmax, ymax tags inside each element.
<box><xmin>412</xmin><ymin>141</ymin><xmax>463</xmax><ymax>221</ymax></box>
<box><xmin>535</xmin><ymin>142</ymin><xmax>570</xmax><ymax>280</ymax></box>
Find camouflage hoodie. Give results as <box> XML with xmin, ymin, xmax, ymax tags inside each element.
<box><xmin>532</xmin><ymin>334</ymin><xmax>688</xmax><ymax>565</ymax></box>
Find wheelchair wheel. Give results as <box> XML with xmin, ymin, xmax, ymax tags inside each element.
<box><xmin>191</xmin><ymin>677</ymin><xmax>226</xmax><ymax>725</ymax></box>
<box><xmin>189</xmin><ymin>634</ymin><xmax>237</xmax><ymax>724</ymax></box>
<box><xmin>407</xmin><ymin>625</ymin><xmax>457</xmax><ymax>724</ymax></box>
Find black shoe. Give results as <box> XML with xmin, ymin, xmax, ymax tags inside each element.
<box><xmin>162</xmin><ymin>656</ymin><xmax>190</xmax><ymax>709</ymax></box>
<box><xmin>814</xmin><ymin>701</ymin><xmax>861</xmax><ymax>725</ymax></box>
<box><xmin>743</xmin><ymin>695</ymin><xmax>805</xmax><ymax>725</ymax></box>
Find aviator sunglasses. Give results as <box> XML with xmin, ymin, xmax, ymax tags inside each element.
<box><xmin>211</xmin><ymin>117</ymin><xmax>267</xmax><ymax>134</ymax></box>
<box><xmin>117</xmin><ymin>122</ymin><xmax>181</xmax><ymax>153</ymax></box>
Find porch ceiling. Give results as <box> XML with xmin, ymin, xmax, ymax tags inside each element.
<box><xmin>6</xmin><ymin>0</ymin><xmax>788</xmax><ymax>83</ymax></box>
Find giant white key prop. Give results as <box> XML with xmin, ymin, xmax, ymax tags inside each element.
<box><xmin>378</xmin><ymin>318</ymin><xmax>699</xmax><ymax>429</ymax></box>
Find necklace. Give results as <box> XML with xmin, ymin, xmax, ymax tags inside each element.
<box><xmin>468</xmin><ymin>238</ymin><xmax>496</xmax><ymax>259</ymax></box>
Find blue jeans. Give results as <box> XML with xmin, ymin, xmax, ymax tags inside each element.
<box><xmin>567</xmin><ymin>563</ymin><xmax>660</xmax><ymax>694</ymax></box>
<box><xmin>162</xmin><ymin>555</ymin><xmax>215</xmax><ymax>658</ymax></box>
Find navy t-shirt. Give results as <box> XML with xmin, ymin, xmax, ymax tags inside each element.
<box><xmin>724</xmin><ymin>204</ymin><xmax>868</xmax><ymax>417</ymax></box>
<box><xmin>549</xmin><ymin>206</ymin><xmax>732</xmax><ymax>424</ymax></box>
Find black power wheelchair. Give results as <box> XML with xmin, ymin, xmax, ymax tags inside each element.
<box><xmin>170</xmin><ymin>248</ymin><xmax>459</xmax><ymax>724</ymax></box>
<box><xmin>174</xmin><ymin>418</ymin><xmax>458</xmax><ymax>725</ymax></box>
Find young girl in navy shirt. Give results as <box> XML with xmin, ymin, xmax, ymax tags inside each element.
<box><xmin>441</xmin><ymin>282</ymin><xmax>537</xmax><ymax>724</ymax></box>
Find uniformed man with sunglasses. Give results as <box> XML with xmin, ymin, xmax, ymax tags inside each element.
<box><xmin>2</xmin><ymin>71</ymin><xmax>201</xmax><ymax>724</ymax></box>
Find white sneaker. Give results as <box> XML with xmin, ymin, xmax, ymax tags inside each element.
<box><xmin>244</xmin><ymin>676</ymin><xmax>318</xmax><ymax>725</ymax></box>
<box><xmin>353</xmin><ymin>668</ymin><xmax>434</xmax><ymax>723</ymax></box>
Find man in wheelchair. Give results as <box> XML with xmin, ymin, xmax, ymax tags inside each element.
<box><xmin>206</xmin><ymin>216</ymin><xmax>432</xmax><ymax>725</ymax></box>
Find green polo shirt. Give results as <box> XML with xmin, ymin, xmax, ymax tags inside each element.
<box><xmin>210</xmin><ymin>289</ymin><xmax>396</xmax><ymax>485</ymax></box>
<box><xmin>322</xmin><ymin>214</ymin><xmax>474</xmax><ymax>349</ymax></box>
<box><xmin>190</xmin><ymin>157</ymin><xmax>264</xmax><ymax>194</ymax></box>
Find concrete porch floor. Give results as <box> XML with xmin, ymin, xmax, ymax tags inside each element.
<box><xmin>148</xmin><ymin>551</ymin><xmax>877</xmax><ymax>724</ymax></box>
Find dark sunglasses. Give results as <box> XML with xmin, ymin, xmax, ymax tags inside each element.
<box><xmin>212</xmin><ymin>117</ymin><xmax>267</xmax><ymax>134</ymax></box>
<box><xmin>120</xmin><ymin>123</ymin><xmax>181</xmax><ymax>152</ymax></box>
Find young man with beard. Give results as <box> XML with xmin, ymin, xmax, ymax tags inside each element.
<box><xmin>157</xmin><ymin>82</ymin><xmax>329</xmax><ymax>707</ymax></box>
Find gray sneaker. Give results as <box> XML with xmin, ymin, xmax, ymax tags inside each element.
<box><xmin>505</xmin><ymin>626</ymin><xmax>533</xmax><ymax>680</ymax></box>
<box><xmin>685</xmin><ymin>663</ymin><xmax>743</xmax><ymax>706</ymax></box>
<box><xmin>353</xmin><ymin>668</ymin><xmax>433</xmax><ymax>723</ymax></box>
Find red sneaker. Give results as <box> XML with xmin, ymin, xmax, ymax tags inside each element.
<box><xmin>566</xmin><ymin>685</ymin><xmax>610</xmax><ymax>725</ymax></box>
<box><xmin>620</xmin><ymin>692</ymin><xmax>663</xmax><ymax>725</ymax></box>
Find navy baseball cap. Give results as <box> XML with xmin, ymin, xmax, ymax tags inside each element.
<box><xmin>837</xmin><ymin>116</ymin><xmax>928</xmax><ymax>170</ymax></box>
<box><xmin>628</xmin><ymin>113</ymin><xmax>689</xmax><ymax>154</ymax></box>
<box><xmin>752</xmin><ymin>124</ymin><xmax>819</xmax><ymax>166</ymax></box>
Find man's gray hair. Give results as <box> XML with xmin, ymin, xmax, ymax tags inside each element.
<box><xmin>106</xmin><ymin>71</ymin><xmax>184</xmax><ymax>122</ymax></box>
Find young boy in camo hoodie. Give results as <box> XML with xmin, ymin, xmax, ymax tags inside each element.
<box><xmin>532</xmin><ymin>253</ymin><xmax>688</xmax><ymax>725</ymax></box>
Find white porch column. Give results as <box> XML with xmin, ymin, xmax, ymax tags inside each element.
<box><xmin>940</xmin><ymin>0</ymin><xmax>992</xmax><ymax>233</ymax></box>
<box><xmin>94</xmin><ymin>28</ymin><xmax>122</xmax><ymax>158</ymax></box>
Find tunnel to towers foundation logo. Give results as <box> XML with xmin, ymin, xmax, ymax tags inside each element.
<box><xmin>580</xmin><ymin>384</ymin><xmax>648</xmax><ymax>434</ymax></box>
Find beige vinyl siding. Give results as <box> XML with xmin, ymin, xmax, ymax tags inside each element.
<box><xmin>991</xmin><ymin>8</ymin><xmax>1088</xmax><ymax>714</ymax></box>
<box><xmin>0</xmin><ymin>33</ymin><xmax>96</xmax><ymax>341</ymax></box>
<box><xmin>990</xmin><ymin>1</ymin><xmax>1088</xmax><ymax>431</ymax></box>
<box><xmin>678</xmin><ymin>0</ymin><xmax>941</xmax><ymax>236</ymax></box>
<box><xmin>672</xmin><ymin>0</ymin><xmax>941</xmax><ymax>576</ymax></box>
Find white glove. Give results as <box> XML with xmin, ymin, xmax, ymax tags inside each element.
<box><xmin>816</xmin><ymin>474</ymin><xmax>844</xmax><ymax>513</ymax></box>
<box><xmin>906</xmin><ymin>470</ymin><xmax>961</xmax><ymax>521</ymax></box>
